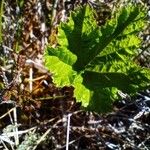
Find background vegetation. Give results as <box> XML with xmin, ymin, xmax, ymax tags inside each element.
<box><xmin>0</xmin><ymin>0</ymin><xmax>150</xmax><ymax>149</ymax></box>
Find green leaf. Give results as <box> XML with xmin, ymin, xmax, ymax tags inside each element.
<box><xmin>57</xmin><ymin>5</ymin><xmax>100</xmax><ymax>72</ymax></box>
<box><xmin>82</xmin><ymin>71</ymin><xmax>132</xmax><ymax>91</ymax></box>
<box><xmin>45</xmin><ymin>4</ymin><xmax>150</xmax><ymax>113</ymax></box>
<box><xmin>45</xmin><ymin>55</ymin><xmax>76</xmax><ymax>85</ymax></box>
<box><xmin>82</xmin><ymin>69</ymin><xmax>150</xmax><ymax>94</ymax></box>
<box><xmin>47</xmin><ymin>47</ymin><xmax>77</xmax><ymax>66</ymax></box>
<box><xmin>87</xmin><ymin>88</ymin><xmax>118</xmax><ymax>112</ymax></box>
<box><xmin>45</xmin><ymin>55</ymin><xmax>91</xmax><ymax>106</ymax></box>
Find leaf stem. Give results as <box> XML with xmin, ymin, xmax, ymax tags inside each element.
<box><xmin>0</xmin><ymin>0</ymin><xmax>4</xmax><ymax>44</ymax></box>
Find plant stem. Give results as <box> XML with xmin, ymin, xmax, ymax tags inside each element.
<box><xmin>0</xmin><ymin>0</ymin><xmax>4</xmax><ymax>44</ymax></box>
<box><xmin>36</xmin><ymin>95</ymin><xmax>66</xmax><ymax>101</ymax></box>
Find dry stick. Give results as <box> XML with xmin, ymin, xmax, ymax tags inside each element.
<box><xmin>2</xmin><ymin>45</ymin><xmax>14</xmax><ymax>52</ymax></box>
<box><xmin>51</xmin><ymin>0</ymin><xmax>59</xmax><ymax>26</ymax></box>
<box><xmin>0</xmin><ymin>107</ymin><xmax>19</xmax><ymax>148</ymax></box>
<box><xmin>32</xmin><ymin>111</ymin><xmax>82</xmax><ymax>149</ymax></box>
<box><xmin>32</xmin><ymin>116</ymin><xmax>68</xmax><ymax>150</ymax></box>
<box><xmin>0</xmin><ymin>108</ymin><xmax>14</xmax><ymax>120</ymax></box>
<box><xmin>29</xmin><ymin>67</ymin><xmax>33</xmax><ymax>92</ymax></box>
<box><xmin>0</xmin><ymin>107</ymin><xmax>18</xmax><ymax>149</ymax></box>
<box><xmin>39</xmin><ymin>110</ymin><xmax>82</xmax><ymax>126</ymax></box>
<box><xmin>0</xmin><ymin>139</ymin><xmax>10</xmax><ymax>150</ymax></box>
<box><xmin>25</xmin><ymin>59</ymin><xmax>51</xmax><ymax>74</ymax></box>
<box><xmin>8</xmin><ymin>139</ymin><xmax>15</xmax><ymax>150</ymax></box>
<box><xmin>36</xmin><ymin>95</ymin><xmax>66</xmax><ymax>101</ymax></box>
<box><xmin>13</xmin><ymin>107</ymin><xmax>19</xmax><ymax>146</ymax></box>
<box><xmin>66</xmin><ymin>113</ymin><xmax>72</xmax><ymax>150</ymax></box>
<box><xmin>133</xmin><ymin>44</ymin><xmax>150</xmax><ymax>61</ymax></box>
<box><xmin>8</xmin><ymin>110</ymin><xmax>14</xmax><ymax>124</ymax></box>
<box><xmin>1</xmin><ymin>127</ymin><xmax>36</xmax><ymax>138</ymax></box>
<box><xmin>0</xmin><ymin>127</ymin><xmax>36</xmax><ymax>149</ymax></box>
<box><xmin>60</xmin><ymin>137</ymin><xmax>82</xmax><ymax>149</ymax></box>
<box><xmin>138</xmin><ymin>136</ymin><xmax>150</xmax><ymax>150</ymax></box>
<box><xmin>61</xmin><ymin>0</ymin><xmax>67</xmax><ymax>22</ymax></box>
<box><xmin>0</xmin><ymin>135</ymin><xmax>14</xmax><ymax>145</ymax></box>
<box><xmin>26</xmin><ymin>75</ymin><xmax>46</xmax><ymax>82</ymax></box>
<box><xmin>32</xmin><ymin>128</ymin><xmax>52</xmax><ymax>150</ymax></box>
<box><xmin>0</xmin><ymin>0</ymin><xmax>4</xmax><ymax>43</ymax></box>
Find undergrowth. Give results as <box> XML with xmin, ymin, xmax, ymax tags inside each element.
<box><xmin>45</xmin><ymin>4</ymin><xmax>150</xmax><ymax>112</ymax></box>
<box><xmin>0</xmin><ymin>1</ymin><xmax>150</xmax><ymax>149</ymax></box>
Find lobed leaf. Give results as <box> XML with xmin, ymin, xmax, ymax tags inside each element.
<box><xmin>45</xmin><ymin>4</ymin><xmax>150</xmax><ymax>113</ymax></box>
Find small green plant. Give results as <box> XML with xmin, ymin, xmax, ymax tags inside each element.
<box><xmin>17</xmin><ymin>131</ymin><xmax>41</xmax><ymax>150</ymax></box>
<box><xmin>44</xmin><ymin>4</ymin><xmax>150</xmax><ymax>112</ymax></box>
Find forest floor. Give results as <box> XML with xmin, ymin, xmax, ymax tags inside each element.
<box><xmin>0</xmin><ymin>0</ymin><xmax>150</xmax><ymax>149</ymax></box>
